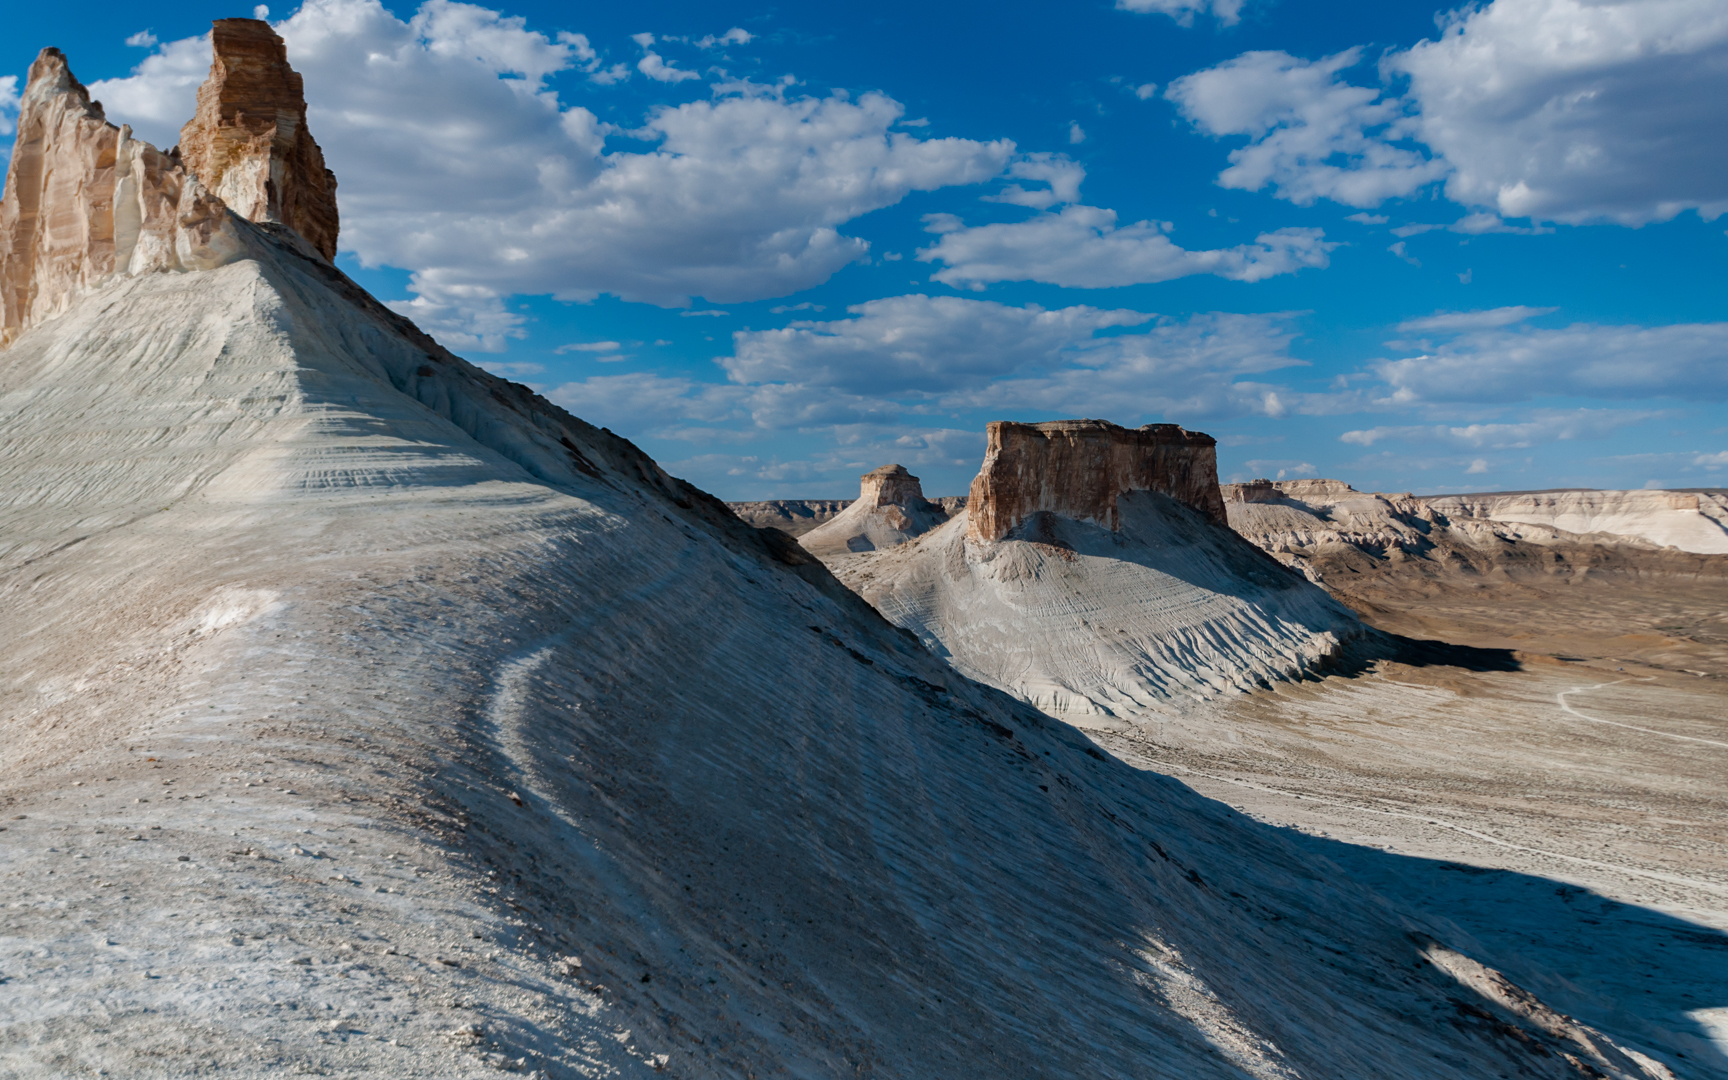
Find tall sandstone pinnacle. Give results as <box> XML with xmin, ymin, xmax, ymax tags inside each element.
<box><xmin>1</xmin><ymin>23</ymin><xmax>339</xmax><ymax>347</ymax></box>
<box><xmin>179</xmin><ymin>18</ymin><xmax>339</xmax><ymax>262</ymax></box>
<box><xmin>0</xmin><ymin>49</ymin><xmax>238</xmax><ymax>347</ymax></box>
<box><xmin>965</xmin><ymin>419</ymin><xmax>1228</xmax><ymax>543</ymax></box>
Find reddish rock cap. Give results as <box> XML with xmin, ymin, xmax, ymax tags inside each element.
<box><xmin>965</xmin><ymin>419</ymin><xmax>1227</xmax><ymax>543</ymax></box>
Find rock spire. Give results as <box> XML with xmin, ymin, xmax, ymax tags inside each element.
<box><xmin>1</xmin><ymin>23</ymin><xmax>341</xmax><ymax>347</ymax></box>
<box><xmin>965</xmin><ymin>419</ymin><xmax>1227</xmax><ymax>543</ymax></box>
<box><xmin>179</xmin><ymin>18</ymin><xmax>339</xmax><ymax>261</ymax></box>
<box><xmin>0</xmin><ymin>48</ymin><xmax>239</xmax><ymax>347</ymax></box>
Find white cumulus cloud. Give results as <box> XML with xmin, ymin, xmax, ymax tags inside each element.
<box><xmin>638</xmin><ymin>52</ymin><xmax>698</xmax><ymax>83</ymax></box>
<box><xmin>722</xmin><ymin>295</ymin><xmax>1155</xmax><ymax>394</ymax></box>
<box><xmin>696</xmin><ymin>28</ymin><xmax>752</xmax><ymax>49</ymax></box>
<box><xmin>1165</xmin><ymin>49</ymin><xmax>1444</xmax><ymax>208</ymax></box>
<box><xmin>919</xmin><ymin>205</ymin><xmax>1336</xmax><ymax>289</ymax></box>
<box><xmin>1116</xmin><ymin>0</ymin><xmax>1247</xmax><ymax>28</ymax></box>
<box><xmin>0</xmin><ymin>76</ymin><xmax>19</xmax><ymax>140</ymax></box>
<box><xmin>1394</xmin><ymin>0</ymin><xmax>1728</xmax><ymax>225</ymax></box>
<box><xmin>1170</xmin><ymin>0</ymin><xmax>1728</xmax><ymax>225</ymax></box>
<box><xmin>89</xmin><ymin>0</ymin><xmax>1014</xmax><ymax>348</ymax></box>
<box><xmin>548</xmin><ymin>296</ymin><xmax>1311</xmax><ymax>444</ymax></box>
<box><xmin>1370</xmin><ymin>321</ymin><xmax>1728</xmax><ymax>404</ymax></box>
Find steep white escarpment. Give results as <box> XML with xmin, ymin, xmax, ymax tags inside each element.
<box><xmin>1224</xmin><ymin>479</ymin><xmax>1728</xmax><ymax>588</ymax></box>
<box><xmin>1427</xmin><ymin>488</ymin><xmax>1728</xmax><ymax>555</ymax></box>
<box><xmin>0</xmin><ymin>43</ymin><xmax>1676</xmax><ymax>1080</ymax></box>
<box><xmin>2</xmin><ymin>226</ymin><xmax>1671</xmax><ymax>1080</ymax></box>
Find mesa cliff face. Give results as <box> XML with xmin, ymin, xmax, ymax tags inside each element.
<box><xmin>179</xmin><ymin>19</ymin><xmax>339</xmax><ymax>262</ymax></box>
<box><xmin>0</xmin><ymin>20</ymin><xmax>336</xmax><ymax>347</ymax></box>
<box><xmin>829</xmin><ymin>421</ymin><xmax>1361</xmax><ymax>720</ymax></box>
<box><xmin>966</xmin><ymin>420</ymin><xmax>1227</xmax><ymax>543</ymax></box>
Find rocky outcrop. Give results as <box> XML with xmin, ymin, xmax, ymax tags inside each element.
<box><xmin>966</xmin><ymin>420</ymin><xmax>1227</xmax><ymax>544</ymax></box>
<box><xmin>1425</xmin><ymin>488</ymin><xmax>1728</xmax><ymax>555</ymax></box>
<box><xmin>0</xmin><ymin>49</ymin><xmax>240</xmax><ymax>346</ymax></box>
<box><xmin>824</xmin><ymin>427</ymin><xmax>1361</xmax><ymax>720</ymax></box>
<box><xmin>800</xmin><ymin>464</ymin><xmax>953</xmax><ymax>556</ymax></box>
<box><xmin>1223</xmin><ymin>478</ymin><xmax>1728</xmax><ymax>589</ymax></box>
<box><xmin>727</xmin><ymin>499</ymin><xmax>853</xmax><ymax>537</ymax></box>
<box><xmin>178</xmin><ymin>19</ymin><xmax>339</xmax><ymax>261</ymax></box>
<box><xmin>1</xmin><ymin>22</ymin><xmax>340</xmax><ymax>348</ymax></box>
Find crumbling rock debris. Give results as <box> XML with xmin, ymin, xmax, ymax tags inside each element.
<box><xmin>966</xmin><ymin>420</ymin><xmax>1228</xmax><ymax>543</ymax></box>
<box><xmin>178</xmin><ymin>19</ymin><xmax>339</xmax><ymax>261</ymax></box>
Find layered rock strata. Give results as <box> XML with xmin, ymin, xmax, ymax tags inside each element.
<box><xmin>799</xmin><ymin>464</ymin><xmax>953</xmax><ymax>556</ymax></box>
<box><xmin>1222</xmin><ymin>478</ymin><xmax>1728</xmax><ymax>590</ymax></box>
<box><xmin>727</xmin><ymin>498</ymin><xmax>853</xmax><ymax>537</ymax></box>
<box><xmin>1</xmin><ymin>21</ymin><xmax>338</xmax><ymax>348</ymax></box>
<box><xmin>829</xmin><ymin>423</ymin><xmax>1362</xmax><ymax>721</ymax></box>
<box><xmin>1426</xmin><ymin>488</ymin><xmax>1728</xmax><ymax>555</ymax></box>
<box><xmin>966</xmin><ymin>419</ymin><xmax>1227</xmax><ymax>543</ymax></box>
<box><xmin>0</xmin><ymin>49</ymin><xmax>238</xmax><ymax>346</ymax></box>
<box><xmin>178</xmin><ymin>18</ymin><xmax>339</xmax><ymax>261</ymax></box>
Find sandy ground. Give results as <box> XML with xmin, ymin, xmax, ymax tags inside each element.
<box><xmin>1087</xmin><ymin>574</ymin><xmax>1728</xmax><ymax>1076</ymax></box>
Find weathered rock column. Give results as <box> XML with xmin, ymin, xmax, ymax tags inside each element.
<box><xmin>179</xmin><ymin>18</ymin><xmax>339</xmax><ymax>261</ymax></box>
<box><xmin>859</xmin><ymin>464</ymin><xmax>934</xmax><ymax>524</ymax></box>
<box><xmin>965</xmin><ymin>419</ymin><xmax>1227</xmax><ymax>543</ymax></box>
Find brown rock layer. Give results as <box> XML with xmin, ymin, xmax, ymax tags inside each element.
<box><xmin>966</xmin><ymin>419</ymin><xmax>1226</xmax><ymax>543</ymax></box>
<box><xmin>858</xmin><ymin>464</ymin><xmax>935</xmax><ymax>525</ymax></box>
<box><xmin>799</xmin><ymin>464</ymin><xmax>954</xmax><ymax>556</ymax></box>
<box><xmin>179</xmin><ymin>19</ymin><xmax>338</xmax><ymax>261</ymax></box>
<box><xmin>0</xmin><ymin>49</ymin><xmax>239</xmax><ymax>347</ymax></box>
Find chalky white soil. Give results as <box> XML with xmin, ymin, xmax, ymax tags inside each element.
<box><xmin>0</xmin><ymin>225</ymin><xmax>1682</xmax><ymax>1078</ymax></box>
<box><xmin>828</xmin><ymin>500</ymin><xmax>1364</xmax><ymax>726</ymax></box>
<box><xmin>1425</xmin><ymin>490</ymin><xmax>1728</xmax><ymax>555</ymax></box>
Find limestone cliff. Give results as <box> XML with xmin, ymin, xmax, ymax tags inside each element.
<box><xmin>1222</xmin><ymin>478</ymin><xmax>1728</xmax><ymax>589</ymax></box>
<box><xmin>800</xmin><ymin>464</ymin><xmax>952</xmax><ymax>556</ymax></box>
<box><xmin>178</xmin><ymin>19</ymin><xmax>339</xmax><ymax>262</ymax></box>
<box><xmin>0</xmin><ymin>49</ymin><xmax>238</xmax><ymax>346</ymax></box>
<box><xmin>966</xmin><ymin>420</ymin><xmax>1227</xmax><ymax>543</ymax></box>
<box><xmin>727</xmin><ymin>498</ymin><xmax>853</xmax><ymax>537</ymax></box>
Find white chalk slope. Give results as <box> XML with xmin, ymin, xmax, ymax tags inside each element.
<box><xmin>1426</xmin><ymin>489</ymin><xmax>1728</xmax><ymax>555</ymax></box>
<box><xmin>0</xmin><ymin>221</ymin><xmax>1671</xmax><ymax>1079</ymax></box>
<box><xmin>831</xmin><ymin>495</ymin><xmax>1366</xmax><ymax>726</ymax></box>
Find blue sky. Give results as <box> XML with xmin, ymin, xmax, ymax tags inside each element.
<box><xmin>5</xmin><ymin>0</ymin><xmax>1726</xmax><ymax>499</ymax></box>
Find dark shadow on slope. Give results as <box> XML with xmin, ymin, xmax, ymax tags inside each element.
<box><xmin>1281</xmin><ymin>830</ymin><xmax>1728</xmax><ymax>1078</ymax></box>
<box><xmin>998</xmin><ymin>493</ymin><xmax>1317</xmax><ymax>600</ymax></box>
<box><xmin>1024</xmin><ymin>493</ymin><xmax>1524</xmax><ymax>677</ymax></box>
<box><xmin>1381</xmin><ymin>633</ymin><xmax>1522</xmax><ymax>672</ymax></box>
